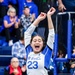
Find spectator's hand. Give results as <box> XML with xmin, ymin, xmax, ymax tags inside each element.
<box><xmin>14</xmin><ymin>22</ymin><xmax>18</xmax><ymax>28</ymax></box>
<box><xmin>47</xmin><ymin>7</ymin><xmax>56</xmax><ymax>16</ymax></box>
<box><xmin>14</xmin><ymin>17</ymin><xmax>19</xmax><ymax>28</ymax></box>
<box><xmin>10</xmin><ymin>18</ymin><xmax>15</xmax><ymax>23</ymax></box>
<box><xmin>30</xmin><ymin>13</ymin><xmax>35</xmax><ymax>22</ymax></box>
<box><xmin>8</xmin><ymin>5</ymin><xmax>13</xmax><ymax>8</ymax></box>
<box><xmin>10</xmin><ymin>17</ymin><xmax>17</xmax><ymax>23</ymax></box>
<box><xmin>21</xmin><ymin>65</ymin><xmax>26</xmax><ymax>72</ymax></box>
<box><xmin>13</xmin><ymin>16</ymin><xmax>17</xmax><ymax>23</ymax></box>
<box><xmin>10</xmin><ymin>19</ymin><xmax>15</xmax><ymax>26</ymax></box>
<box><xmin>0</xmin><ymin>0</ymin><xmax>4</xmax><ymax>3</ymax></box>
<box><xmin>37</xmin><ymin>12</ymin><xmax>46</xmax><ymax>21</ymax></box>
<box><xmin>58</xmin><ymin>3</ymin><xmax>66</xmax><ymax>12</ymax></box>
<box><xmin>71</xmin><ymin>64</ymin><xmax>75</xmax><ymax>68</ymax></box>
<box><xmin>13</xmin><ymin>69</ymin><xmax>19</xmax><ymax>75</ymax></box>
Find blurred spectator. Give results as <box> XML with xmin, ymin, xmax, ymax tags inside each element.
<box><xmin>17</xmin><ymin>0</ymin><xmax>38</xmax><ymax>19</ymax></box>
<box><xmin>69</xmin><ymin>47</ymin><xmax>75</xmax><ymax>75</ymax></box>
<box><xmin>58</xmin><ymin>0</ymin><xmax>75</xmax><ymax>12</ymax></box>
<box><xmin>12</xmin><ymin>28</ymin><xmax>26</xmax><ymax>67</ymax></box>
<box><xmin>8</xmin><ymin>0</ymin><xmax>18</xmax><ymax>16</ymax></box>
<box><xmin>2</xmin><ymin>7</ymin><xmax>20</xmax><ymax>46</ymax></box>
<box><xmin>20</xmin><ymin>6</ymin><xmax>34</xmax><ymax>31</ymax></box>
<box><xmin>57</xmin><ymin>50</ymin><xmax>68</xmax><ymax>73</ymax></box>
<box><xmin>58</xmin><ymin>0</ymin><xmax>75</xmax><ymax>47</ymax></box>
<box><xmin>0</xmin><ymin>0</ymin><xmax>17</xmax><ymax>25</ymax></box>
<box><xmin>17</xmin><ymin>0</ymin><xmax>26</xmax><ymax>18</ymax></box>
<box><xmin>4</xmin><ymin>57</ymin><xmax>26</xmax><ymax>75</ymax></box>
<box><xmin>25</xmin><ymin>0</ymin><xmax>38</xmax><ymax>18</ymax></box>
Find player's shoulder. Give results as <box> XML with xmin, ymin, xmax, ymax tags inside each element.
<box><xmin>28</xmin><ymin>52</ymin><xmax>44</xmax><ymax>56</ymax></box>
<box><xmin>28</xmin><ymin>52</ymin><xmax>34</xmax><ymax>56</ymax></box>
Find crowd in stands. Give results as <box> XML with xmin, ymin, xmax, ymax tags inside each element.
<box><xmin>0</xmin><ymin>0</ymin><xmax>75</xmax><ymax>75</ymax></box>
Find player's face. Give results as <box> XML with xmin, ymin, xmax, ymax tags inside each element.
<box><xmin>31</xmin><ymin>35</ymin><xmax>43</xmax><ymax>53</ymax></box>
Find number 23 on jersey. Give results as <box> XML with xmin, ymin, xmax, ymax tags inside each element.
<box><xmin>27</xmin><ymin>61</ymin><xmax>38</xmax><ymax>69</ymax></box>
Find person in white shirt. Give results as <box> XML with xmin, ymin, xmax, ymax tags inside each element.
<box><xmin>25</xmin><ymin>7</ymin><xmax>55</xmax><ymax>75</ymax></box>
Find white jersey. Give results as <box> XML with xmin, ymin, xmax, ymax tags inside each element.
<box><xmin>27</xmin><ymin>52</ymin><xmax>48</xmax><ymax>75</ymax></box>
<box><xmin>26</xmin><ymin>45</ymin><xmax>52</xmax><ymax>75</ymax></box>
<box><xmin>25</xmin><ymin>24</ymin><xmax>55</xmax><ymax>75</ymax></box>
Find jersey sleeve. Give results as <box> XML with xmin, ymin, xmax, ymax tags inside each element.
<box><xmin>24</xmin><ymin>24</ymin><xmax>36</xmax><ymax>47</ymax></box>
<box><xmin>47</xmin><ymin>29</ymin><xmax>55</xmax><ymax>50</ymax></box>
<box><xmin>42</xmin><ymin>45</ymin><xmax>52</xmax><ymax>69</ymax></box>
<box><xmin>25</xmin><ymin>45</ymin><xmax>33</xmax><ymax>58</ymax></box>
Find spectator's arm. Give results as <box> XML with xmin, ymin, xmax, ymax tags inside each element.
<box><xmin>58</xmin><ymin>0</ymin><xmax>66</xmax><ymax>12</ymax></box>
<box><xmin>4</xmin><ymin>20</ymin><xmax>14</xmax><ymax>28</ymax></box>
<box><xmin>30</xmin><ymin>14</ymin><xmax>35</xmax><ymax>22</ymax></box>
<box><xmin>32</xmin><ymin>5</ymin><xmax>38</xmax><ymax>18</ymax></box>
<box><xmin>3</xmin><ymin>16</ymin><xmax>16</xmax><ymax>28</ymax></box>
<box><xmin>14</xmin><ymin>16</ymin><xmax>19</xmax><ymax>28</ymax></box>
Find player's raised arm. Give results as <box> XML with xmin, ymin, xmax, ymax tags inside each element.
<box><xmin>47</xmin><ymin>7</ymin><xmax>56</xmax><ymax>49</ymax></box>
<box><xmin>25</xmin><ymin>12</ymin><xmax>46</xmax><ymax>47</ymax></box>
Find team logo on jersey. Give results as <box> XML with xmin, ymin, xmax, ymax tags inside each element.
<box><xmin>28</xmin><ymin>56</ymin><xmax>41</xmax><ymax>60</ymax></box>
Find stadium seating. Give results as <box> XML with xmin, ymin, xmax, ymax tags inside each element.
<box><xmin>0</xmin><ymin>46</ymin><xmax>12</xmax><ymax>75</ymax></box>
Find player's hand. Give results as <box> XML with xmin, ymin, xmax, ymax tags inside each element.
<box><xmin>58</xmin><ymin>3</ymin><xmax>66</xmax><ymax>12</ymax></box>
<box><xmin>37</xmin><ymin>12</ymin><xmax>46</xmax><ymax>21</ymax></box>
<box><xmin>47</xmin><ymin>7</ymin><xmax>56</xmax><ymax>16</ymax></box>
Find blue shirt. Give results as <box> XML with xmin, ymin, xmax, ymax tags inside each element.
<box><xmin>3</xmin><ymin>15</ymin><xmax>18</xmax><ymax>32</ymax></box>
<box><xmin>63</xmin><ymin>0</ymin><xmax>75</xmax><ymax>7</ymax></box>
<box><xmin>26</xmin><ymin>1</ymin><xmax>38</xmax><ymax>18</ymax></box>
<box><xmin>0</xmin><ymin>0</ymin><xmax>17</xmax><ymax>6</ymax></box>
<box><xmin>17</xmin><ymin>0</ymin><xmax>26</xmax><ymax>18</ymax></box>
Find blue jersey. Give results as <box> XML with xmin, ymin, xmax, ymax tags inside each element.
<box><xmin>26</xmin><ymin>45</ymin><xmax>52</xmax><ymax>75</ymax></box>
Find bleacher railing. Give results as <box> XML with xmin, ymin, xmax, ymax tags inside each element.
<box><xmin>54</xmin><ymin>12</ymin><xmax>75</xmax><ymax>75</ymax></box>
